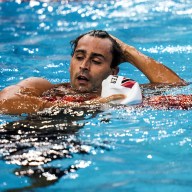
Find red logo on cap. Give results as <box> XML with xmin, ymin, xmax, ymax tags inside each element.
<box><xmin>121</xmin><ymin>78</ymin><xmax>135</xmax><ymax>88</ymax></box>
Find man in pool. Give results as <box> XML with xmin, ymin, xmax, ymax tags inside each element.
<box><xmin>0</xmin><ymin>30</ymin><xmax>188</xmax><ymax>114</ymax></box>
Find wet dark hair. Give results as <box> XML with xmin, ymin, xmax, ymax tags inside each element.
<box><xmin>70</xmin><ymin>30</ymin><xmax>123</xmax><ymax>68</ymax></box>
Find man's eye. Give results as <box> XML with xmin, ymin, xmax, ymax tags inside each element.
<box><xmin>92</xmin><ymin>60</ymin><xmax>101</xmax><ymax>64</ymax></box>
<box><xmin>75</xmin><ymin>55</ymin><xmax>84</xmax><ymax>60</ymax></box>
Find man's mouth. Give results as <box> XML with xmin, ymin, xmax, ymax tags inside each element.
<box><xmin>77</xmin><ymin>75</ymin><xmax>89</xmax><ymax>83</ymax></box>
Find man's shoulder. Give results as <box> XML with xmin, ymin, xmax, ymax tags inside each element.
<box><xmin>13</xmin><ymin>77</ymin><xmax>54</xmax><ymax>96</ymax></box>
<box><xmin>17</xmin><ymin>77</ymin><xmax>53</xmax><ymax>88</ymax></box>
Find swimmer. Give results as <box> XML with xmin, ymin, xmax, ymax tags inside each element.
<box><xmin>0</xmin><ymin>30</ymin><xmax>188</xmax><ymax>115</ymax></box>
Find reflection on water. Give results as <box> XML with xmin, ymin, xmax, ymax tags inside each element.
<box><xmin>0</xmin><ymin>106</ymin><xmax>111</xmax><ymax>191</ymax></box>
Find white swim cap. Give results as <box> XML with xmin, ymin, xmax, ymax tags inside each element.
<box><xmin>101</xmin><ymin>75</ymin><xmax>142</xmax><ymax>105</ymax></box>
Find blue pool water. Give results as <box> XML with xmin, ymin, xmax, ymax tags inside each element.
<box><xmin>0</xmin><ymin>0</ymin><xmax>192</xmax><ymax>191</ymax></box>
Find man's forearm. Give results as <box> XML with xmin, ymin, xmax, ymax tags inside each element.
<box><xmin>0</xmin><ymin>94</ymin><xmax>52</xmax><ymax>115</ymax></box>
<box><xmin>123</xmin><ymin>45</ymin><xmax>186</xmax><ymax>84</ymax></box>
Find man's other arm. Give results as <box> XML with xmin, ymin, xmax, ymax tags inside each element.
<box><xmin>0</xmin><ymin>77</ymin><xmax>54</xmax><ymax>114</ymax></box>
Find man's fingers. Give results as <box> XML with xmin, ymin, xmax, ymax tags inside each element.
<box><xmin>85</xmin><ymin>94</ymin><xmax>125</xmax><ymax>104</ymax></box>
<box><xmin>99</xmin><ymin>94</ymin><xmax>125</xmax><ymax>103</ymax></box>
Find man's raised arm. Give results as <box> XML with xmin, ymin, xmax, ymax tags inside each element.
<box><xmin>112</xmin><ymin>36</ymin><xmax>187</xmax><ymax>85</ymax></box>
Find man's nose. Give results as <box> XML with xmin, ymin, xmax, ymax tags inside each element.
<box><xmin>80</xmin><ymin>59</ymin><xmax>90</xmax><ymax>70</ymax></box>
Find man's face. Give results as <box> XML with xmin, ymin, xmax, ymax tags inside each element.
<box><xmin>70</xmin><ymin>35</ymin><xmax>118</xmax><ymax>93</ymax></box>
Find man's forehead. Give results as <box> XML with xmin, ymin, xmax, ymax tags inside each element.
<box><xmin>77</xmin><ymin>35</ymin><xmax>112</xmax><ymax>49</ymax></box>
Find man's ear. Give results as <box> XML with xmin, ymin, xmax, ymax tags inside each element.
<box><xmin>111</xmin><ymin>67</ymin><xmax>119</xmax><ymax>75</ymax></box>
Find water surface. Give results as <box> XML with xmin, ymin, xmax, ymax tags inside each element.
<box><xmin>0</xmin><ymin>0</ymin><xmax>192</xmax><ymax>191</ymax></box>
